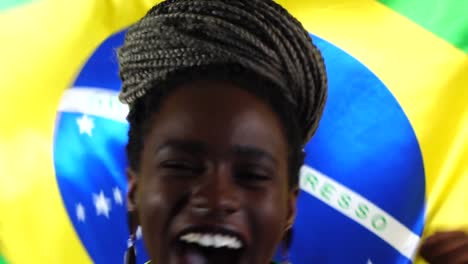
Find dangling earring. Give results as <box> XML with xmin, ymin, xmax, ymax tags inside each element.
<box><xmin>281</xmin><ymin>228</ymin><xmax>293</xmax><ymax>264</ymax></box>
<box><xmin>124</xmin><ymin>233</ymin><xmax>136</xmax><ymax>264</ymax></box>
<box><xmin>124</xmin><ymin>210</ymin><xmax>137</xmax><ymax>264</ymax></box>
<box><xmin>281</xmin><ymin>253</ymin><xmax>292</xmax><ymax>264</ymax></box>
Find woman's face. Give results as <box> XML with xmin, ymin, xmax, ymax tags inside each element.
<box><xmin>128</xmin><ymin>80</ymin><xmax>298</xmax><ymax>264</ymax></box>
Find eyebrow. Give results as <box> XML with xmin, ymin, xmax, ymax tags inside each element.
<box><xmin>155</xmin><ymin>140</ymin><xmax>277</xmax><ymax>165</ymax></box>
<box><xmin>155</xmin><ymin>140</ymin><xmax>207</xmax><ymax>156</ymax></box>
<box><xmin>231</xmin><ymin>145</ymin><xmax>278</xmax><ymax>165</ymax></box>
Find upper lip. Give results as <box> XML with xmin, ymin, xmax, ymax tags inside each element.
<box><xmin>175</xmin><ymin>224</ymin><xmax>248</xmax><ymax>248</ymax></box>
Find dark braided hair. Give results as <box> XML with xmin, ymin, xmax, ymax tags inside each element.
<box><xmin>118</xmin><ymin>0</ymin><xmax>327</xmax><ymax>249</ymax></box>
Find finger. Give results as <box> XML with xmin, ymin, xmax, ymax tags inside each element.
<box><xmin>420</xmin><ymin>232</ymin><xmax>468</xmax><ymax>261</ymax></box>
<box><xmin>433</xmin><ymin>240</ymin><xmax>468</xmax><ymax>264</ymax></box>
<box><xmin>422</xmin><ymin>231</ymin><xmax>467</xmax><ymax>249</ymax></box>
<box><xmin>421</xmin><ymin>235</ymin><xmax>468</xmax><ymax>264</ymax></box>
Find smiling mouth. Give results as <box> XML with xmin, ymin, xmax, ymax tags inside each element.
<box><xmin>180</xmin><ymin>232</ymin><xmax>243</xmax><ymax>249</ymax></box>
<box><xmin>175</xmin><ymin>229</ymin><xmax>246</xmax><ymax>264</ymax></box>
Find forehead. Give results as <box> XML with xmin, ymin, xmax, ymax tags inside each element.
<box><xmin>144</xmin><ymin>80</ymin><xmax>288</xmax><ymax>158</ymax></box>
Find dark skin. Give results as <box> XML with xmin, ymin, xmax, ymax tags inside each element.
<box><xmin>420</xmin><ymin>230</ymin><xmax>468</xmax><ymax>264</ymax></box>
<box><xmin>127</xmin><ymin>80</ymin><xmax>299</xmax><ymax>264</ymax></box>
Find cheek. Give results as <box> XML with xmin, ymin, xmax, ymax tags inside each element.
<box><xmin>137</xmin><ymin>175</ymin><xmax>174</xmax><ymax>254</ymax></box>
<box><xmin>137</xmin><ymin>170</ymin><xmax>192</xmax><ymax>232</ymax></box>
<box><xmin>139</xmin><ymin>182</ymin><xmax>165</xmax><ymax>222</ymax></box>
<box><xmin>247</xmin><ymin>188</ymin><xmax>288</xmax><ymax>251</ymax></box>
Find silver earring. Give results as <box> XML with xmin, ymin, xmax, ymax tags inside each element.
<box><xmin>124</xmin><ymin>210</ymin><xmax>138</xmax><ymax>264</ymax></box>
<box><xmin>281</xmin><ymin>227</ymin><xmax>293</xmax><ymax>264</ymax></box>
<box><xmin>124</xmin><ymin>234</ymin><xmax>136</xmax><ymax>264</ymax></box>
<box><xmin>281</xmin><ymin>251</ymin><xmax>292</xmax><ymax>264</ymax></box>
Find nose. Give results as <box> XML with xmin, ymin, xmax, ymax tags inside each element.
<box><xmin>190</xmin><ymin>164</ymin><xmax>240</xmax><ymax>217</ymax></box>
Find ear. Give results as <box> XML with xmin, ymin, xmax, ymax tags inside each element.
<box><xmin>126</xmin><ymin>167</ymin><xmax>139</xmax><ymax>212</ymax></box>
<box><xmin>126</xmin><ymin>168</ymin><xmax>140</xmax><ymax>237</ymax></box>
<box><xmin>285</xmin><ymin>187</ymin><xmax>299</xmax><ymax>230</ymax></box>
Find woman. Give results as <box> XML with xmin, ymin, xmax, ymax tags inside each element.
<box><xmin>117</xmin><ymin>0</ymin><xmax>327</xmax><ymax>263</ymax></box>
<box><xmin>117</xmin><ymin>0</ymin><xmax>468</xmax><ymax>263</ymax></box>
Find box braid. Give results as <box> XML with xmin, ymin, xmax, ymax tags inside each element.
<box><xmin>118</xmin><ymin>0</ymin><xmax>328</xmax><ymax>249</ymax></box>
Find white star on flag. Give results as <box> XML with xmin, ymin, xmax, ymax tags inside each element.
<box><xmin>76</xmin><ymin>203</ymin><xmax>86</xmax><ymax>222</ymax></box>
<box><xmin>367</xmin><ymin>259</ymin><xmax>373</xmax><ymax>264</ymax></box>
<box><xmin>113</xmin><ymin>187</ymin><xmax>123</xmax><ymax>205</ymax></box>
<box><xmin>77</xmin><ymin>115</ymin><xmax>94</xmax><ymax>136</ymax></box>
<box><xmin>93</xmin><ymin>190</ymin><xmax>111</xmax><ymax>218</ymax></box>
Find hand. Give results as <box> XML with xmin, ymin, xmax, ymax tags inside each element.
<box><xmin>420</xmin><ymin>230</ymin><xmax>468</xmax><ymax>264</ymax></box>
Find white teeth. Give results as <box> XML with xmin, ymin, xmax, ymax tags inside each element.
<box><xmin>213</xmin><ymin>234</ymin><xmax>225</xmax><ymax>248</ymax></box>
<box><xmin>200</xmin><ymin>234</ymin><xmax>213</xmax><ymax>247</ymax></box>
<box><xmin>180</xmin><ymin>232</ymin><xmax>242</xmax><ymax>249</ymax></box>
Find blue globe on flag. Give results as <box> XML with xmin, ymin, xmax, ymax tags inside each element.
<box><xmin>53</xmin><ymin>30</ymin><xmax>426</xmax><ymax>264</ymax></box>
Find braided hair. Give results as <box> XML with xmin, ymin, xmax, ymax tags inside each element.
<box><xmin>118</xmin><ymin>0</ymin><xmax>327</xmax><ymax>252</ymax></box>
<box><xmin>118</xmin><ymin>0</ymin><xmax>327</xmax><ymax>189</ymax></box>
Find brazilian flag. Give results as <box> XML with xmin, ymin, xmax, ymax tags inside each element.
<box><xmin>1</xmin><ymin>0</ymin><xmax>467</xmax><ymax>263</ymax></box>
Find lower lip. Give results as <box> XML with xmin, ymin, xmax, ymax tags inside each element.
<box><xmin>175</xmin><ymin>243</ymin><xmax>243</xmax><ymax>264</ymax></box>
<box><xmin>178</xmin><ymin>248</ymin><xmax>208</xmax><ymax>264</ymax></box>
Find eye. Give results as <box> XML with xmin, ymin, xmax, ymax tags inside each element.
<box><xmin>160</xmin><ymin>160</ymin><xmax>204</xmax><ymax>174</ymax></box>
<box><xmin>238</xmin><ymin>171</ymin><xmax>269</xmax><ymax>181</ymax></box>
<box><xmin>235</xmin><ymin>166</ymin><xmax>272</xmax><ymax>185</ymax></box>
